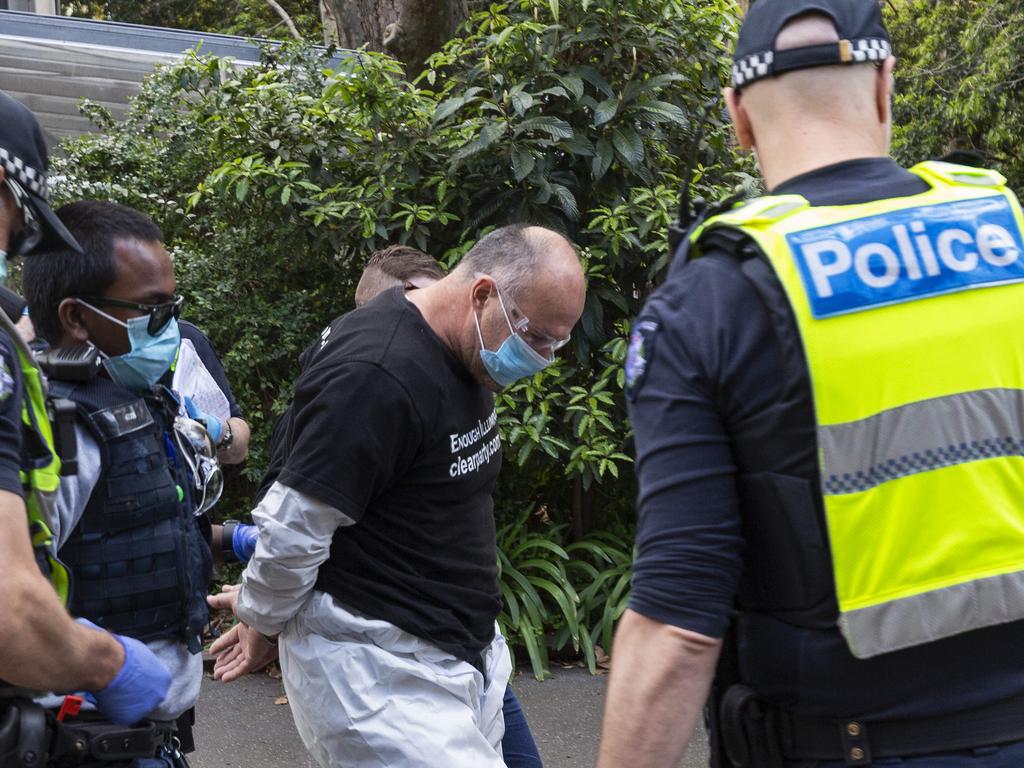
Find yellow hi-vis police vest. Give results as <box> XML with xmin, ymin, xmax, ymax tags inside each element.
<box><xmin>0</xmin><ymin>310</ymin><xmax>69</xmax><ymax>603</ymax></box>
<box><xmin>692</xmin><ymin>161</ymin><xmax>1024</xmax><ymax>659</ymax></box>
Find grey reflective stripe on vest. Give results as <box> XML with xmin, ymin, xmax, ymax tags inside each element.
<box><xmin>819</xmin><ymin>388</ymin><xmax>1024</xmax><ymax>495</ymax></box>
<box><xmin>839</xmin><ymin>569</ymin><xmax>1024</xmax><ymax>658</ymax></box>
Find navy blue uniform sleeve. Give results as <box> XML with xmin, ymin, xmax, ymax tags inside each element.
<box><xmin>626</xmin><ymin>256</ymin><xmax>770</xmax><ymax>638</ymax></box>
<box><xmin>179</xmin><ymin>321</ymin><xmax>244</xmax><ymax>418</ymax></box>
<box><xmin>0</xmin><ymin>333</ymin><xmax>24</xmax><ymax>497</ymax></box>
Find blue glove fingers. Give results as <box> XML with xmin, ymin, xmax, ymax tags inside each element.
<box><xmin>184</xmin><ymin>396</ymin><xmax>222</xmax><ymax>443</ymax></box>
<box><xmin>74</xmin><ymin>618</ymin><xmax>172</xmax><ymax>725</ymax></box>
<box><xmin>204</xmin><ymin>414</ymin><xmax>222</xmax><ymax>444</ymax></box>
<box><xmin>183</xmin><ymin>396</ymin><xmax>200</xmax><ymax>419</ymax></box>
<box><xmin>232</xmin><ymin>523</ymin><xmax>259</xmax><ymax>562</ymax></box>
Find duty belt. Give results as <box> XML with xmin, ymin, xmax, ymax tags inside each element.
<box><xmin>0</xmin><ymin>698</ymin><xmax>192</xmax><ymax>767</ymax></box>
<box><xmin>720</xmin><ymin>685</ymin><xmax>1024</xmax><ymax>767</ymax></box>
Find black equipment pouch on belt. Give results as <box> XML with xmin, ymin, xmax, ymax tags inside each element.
<box><xmin>719</xmin><ymin>685</ymin><xmax>784</xmax><ymax>768</ymax></box>
<box><xmin>718</xmin><ymin>685</ymin><xmax>1024</xmax><ymax>768</ymax></box>
<box><xmin>0</xmin><ymin>698</ymin><xmax>50</xmax><ymax>768</ymax></box>
<box><xmin>0</xmin><ymin>698</ymin><xmax>192</xmax><ymax>767</ymax></box>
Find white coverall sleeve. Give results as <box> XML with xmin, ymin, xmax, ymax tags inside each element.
<box><xmin>236</xmin><ymin>481</ymin><xmax>354</xmax><ymax>637</ymax></box>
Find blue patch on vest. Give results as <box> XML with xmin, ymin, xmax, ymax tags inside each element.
<box><xmin>785</xmin><ymin>195</ymin><xmax>1024</xmax><ymax>318</ymax></box>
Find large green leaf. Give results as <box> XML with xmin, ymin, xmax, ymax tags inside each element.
<box><xmin>592</xmin><ymin>137</ymin><xmax>614</xmax><ymax>180</ymax></box>
<box><xmin>592</xmin><ymin>98</ymin><xmax>618</xmax><ymax>127</ymax></box>
<box><xmin>511</xmin><ymin>146</ymin><xmax>536</xmax><ymax>182</ymax></box>
<box><xmin>513</xmin><ymin>116</ymin><xmax>574</xmax><ymax>140</ymax></box>
<box><xmin>611</xmin><ymin>127</ymin><xmax>644</xmax><ymax>168</ymax></box>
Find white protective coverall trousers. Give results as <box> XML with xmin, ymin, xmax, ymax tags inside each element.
<box><xmin>279</xmin><ymin>591</ymin><xmax>511</xmax><ymax>768</ymax></box>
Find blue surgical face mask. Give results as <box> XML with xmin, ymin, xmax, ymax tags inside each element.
<box><xmin>0</xmin><ymin>250</ymin><xmax>8</xmax><ymax>286</ymax></box>
<box><xmin>474</xmin><ymin>288</ymin><xmax>552</xmax><ymax>387</ymax></box>
<box><xmin>78</xmin><ymin>300</ymin><xmax>180</xmax><ymax>391</ymax></box>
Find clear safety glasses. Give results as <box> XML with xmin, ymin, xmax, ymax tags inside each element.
<box><xmin>172</xmin><ymin>416</ymin><xmax>224</xmax><ymax>516</ymax></box>
<box><xmin>477</xmin><ymin>274</ymin><xmax>572</xmax><ymax>358</ymax></box>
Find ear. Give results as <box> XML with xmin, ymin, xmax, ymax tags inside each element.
<box><xmin>724</xmin><ymin>86</ymin><xmax>755</xmax><ymax>151</ymax></box>
<box><xmin>876</xmin><ymin>57</ymin><xmax>896</xmax><ymax>125</ymax></box>
<box><xmin>470</xmin><ymin>276</ymin><xmax>493</xmax><ymax>312</ymax></box>
<box><xmin>58</xmin><ymin>297</ymin><xmax>90</xmax><ymax>345</ymax></box>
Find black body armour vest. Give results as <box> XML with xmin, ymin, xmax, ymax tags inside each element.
<box><xmin>51</xmin><ymin>377</ymin><xmax>212</xmax><ymax>654</ymax></box>
<box><xmin>690</xmin><ymin>229</ymin><xmax>839</xmax><ymax>632</ymax></box>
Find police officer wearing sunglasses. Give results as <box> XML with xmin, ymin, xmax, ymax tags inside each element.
<box><xmin>0</xmin><ymin>91</ymin><xmax>173</xmax><ymax>765</ymax></box>
<box><xmin>23</xmin><ymin>199</ymin><xmax>217</xmax><ymax>765</ymax></box>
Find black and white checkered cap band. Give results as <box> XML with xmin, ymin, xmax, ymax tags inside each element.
<box><xmin>850</xmin><ymin>38</ymin><xmax>892</xmax><ymax>63</ymax></box>
<box><xmin>732</xmin><ymin>51</ymin><xmax>775</xmax><ymax>89</ymax></box>
<box><xmin>732</xmin><ymin>38</ymin><xmax>892</xmax><ymax>88</ymax></box>
<box><xmin>0</xmin><ymin>147</ymin><xmax>48</xmax><ymax>198</ymax></box>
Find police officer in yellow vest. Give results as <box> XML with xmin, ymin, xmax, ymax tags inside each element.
<box><xmin>0</xmin><ymin>90</ymin><xmax>171</xmax><ymax>762</ymax></box>
<box><xmin>597</xmin><ymin>1</ymin><xmax>1024</xmax><ymax>767</ymax></box>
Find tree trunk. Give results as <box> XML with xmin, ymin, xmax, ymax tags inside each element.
<box><xmin>320</xmin><ymin>0</ymin><xmax>468</xmax><ymax>76</ymax></box>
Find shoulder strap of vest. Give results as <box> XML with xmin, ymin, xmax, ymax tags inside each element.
<box><xmin>910</xmin><ymin>160</ymin><xmax>1007</xmax><ymax>190</ymax></box>
<box><xmin>0</xmin><ymin>315</ymin><xmax>72</xmax><ymax>604</ymax></box>
<box><xmin>682</xmin><ymin>195</ymin><xmax>817</xmax><ymax>415</ymax></box>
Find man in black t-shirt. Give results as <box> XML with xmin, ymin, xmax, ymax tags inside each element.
<box><xmin>256</xmin><ymin>245</ymin><xmax>447</xmax><ymax>504</ymax></box>
<box><xmin>210</xmin><ymin>224</ymin><xmax>585</xmax><ymax>767</ymax></box>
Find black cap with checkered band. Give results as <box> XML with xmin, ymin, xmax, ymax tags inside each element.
<box><xmin>732</xmin><ymin>0</ymin><xmax>891</xmax><ymax>91</ymax></box>
<box><xmin>0</xmin><ymin>90</ymin><xmax>81</xmax><ymax>256</ymax></box>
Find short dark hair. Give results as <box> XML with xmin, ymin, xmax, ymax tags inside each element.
<box><xmin>23</xmin><ymin>200</ymin><xmax>163</xmax><ymax>344</ymax></box>
<box><xmin>367</xmin><ymin>245</ymin><xmax>445</xmax><ymax>281</ymax></box>
<box><xmin>354</xmin><ymin>245</ymin><xmax>445</xmax><ymax>306</ymax></box>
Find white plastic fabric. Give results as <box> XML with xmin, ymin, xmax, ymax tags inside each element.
<box><xmin>278</xmin><ymin>592</ymin><xmax>511</xmax><ymax>768</ymax></box>
<box><xmin>236</xmin><ymin>482</ymin><xmax>354</xmax><ymax>637</ymax></box>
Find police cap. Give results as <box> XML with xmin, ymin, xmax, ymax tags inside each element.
<box><xmin>0</xmin><ymin>90</ymin><xmax>81</xmax><ymax>255</ymax></box>
<box><xmin>732</xmin><ymin>0</ymin><xmax>891</xmax><ymax>91</ymax></box>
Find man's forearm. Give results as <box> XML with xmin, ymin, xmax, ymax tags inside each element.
<box><xmin>596</xmin><ymin>609</ymin><xmax>722</xmax><ymax>768</ymax></box>
<box><xmin>0</xmin><ymin>493</ymin><xmax>123</xmax><ymax>692</ymax></box>
<box><xmin>235</xmin><ymin>482</ymin><xmax>352</xmax><ymax>636</ymax></box>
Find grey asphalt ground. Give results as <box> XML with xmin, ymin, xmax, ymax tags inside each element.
<box><xmin>190</xmin><ymin>667</ymin><xmax>708</xmax><ymax>768</ymax></box>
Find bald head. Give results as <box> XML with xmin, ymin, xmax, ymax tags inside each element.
<box><xmin>742</xmin><ymin>13</ymin><xmax>880</xmax><ymax>123</ymax></box>
<box><xmin>725</xmin><ymin>12</ymin><xmax>896</xmax><ymax>189</ymax></box>
<box><xmin>454</xmin><ymin>223</ymin><xmax>583</xmax><ymax>300</ymax></box>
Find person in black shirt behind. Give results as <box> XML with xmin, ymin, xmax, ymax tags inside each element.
<box><xmin>210</xmin><ymin>225</ymin><xmax>584</xmax><ymax>767</ymax></box>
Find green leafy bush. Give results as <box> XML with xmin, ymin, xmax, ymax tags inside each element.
<box><xmin>497</xmin><ymin>507</ymin><xmax>632</xmax><ymax>679</ymax></box>
<box><xmin>53</xmin><ymin>0</ymin><xmax>743</xmax><ymax>672</ymax></box>
<box><xmin>888</xmin><ymin>0</ymin><xmax>1024</xmax><ymax>189</ymax></box>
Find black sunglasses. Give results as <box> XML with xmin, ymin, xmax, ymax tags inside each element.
<box><xmin>79</xmin><ymin>295</ymin><xmax>184</xmax><ymax>336</ymax></box>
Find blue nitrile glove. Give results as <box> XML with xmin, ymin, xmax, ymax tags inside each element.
<box><xmin>75</xmin><ymin>618</ymin><xmax>172</xmax><ymax>725</ymax></box>
<box><xmin>183</xmin><ymin>395</ymin><xmax>223</xmax><ymax>444</ymax></box>
<box><xmin>232</xmin><ymin>523</ymin><xmax>259</xmax><ymax>562</ymax></box>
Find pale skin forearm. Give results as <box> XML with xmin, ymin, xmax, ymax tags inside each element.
<box><xmin>217</xmin><ymin>417</ymin><xmax>250</xmax><ymax>464</ymax></box>
<box><xmin>0</xmin><ymin>491</ymin><xmax>124</xmax><ymax>691</ymax></box>
<box><xmin>596</xmin><ymin>609</ymin><xmax>722</xmax><ymax>768</ymax></box>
